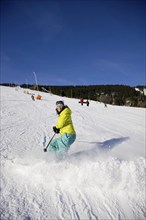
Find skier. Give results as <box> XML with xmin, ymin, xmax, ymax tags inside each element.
<box><xmin>48</xmin><ymin>101</ymin><xmax>76</xmax><ymax>160</ymax></box>
<box><xmin>79</xmin><ymin>98</ymin><xmax>84</xmax><ymax>105</ymax></box>
<box><xmin>86</xmin><ymin>100</ymin><xmax>89</xmax><ymax>106</ymax></box>
<box><xmin>31</xmin><ymin>94</ymin><xmax>35</xmax><ymax>101</ymax></box>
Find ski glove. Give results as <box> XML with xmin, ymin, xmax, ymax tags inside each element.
<box><xmin>53</xmin><ymin>126</ymin><xmax>60</xmax><ymax>134</ymax></box>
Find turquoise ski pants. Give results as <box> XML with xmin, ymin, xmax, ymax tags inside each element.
<box><xmin>48</xmin><ymin>133</ymin><xmax>76</xmax><ymax>160</ymax></box>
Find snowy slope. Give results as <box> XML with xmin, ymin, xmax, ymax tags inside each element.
<box><xmin>0</xmin><ymin>86</ymin><xmax>145</xmax><ymax>220</ymax></box>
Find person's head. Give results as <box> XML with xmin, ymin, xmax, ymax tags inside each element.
<box><xmin>56</xmin><ymin>100</ymin><xmax>64</xmax><ymax>113</ymax></box>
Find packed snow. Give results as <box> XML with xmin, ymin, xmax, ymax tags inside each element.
<box><xmin>0</xmin><ymin>86</ymin><xmax>145</xmax><ymax>220</ymax></box>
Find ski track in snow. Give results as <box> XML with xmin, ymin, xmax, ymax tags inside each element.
<box><xmin>0</xmin><ymin>86</ymin><xmax>146</xmax><ymax>220</ymax></box>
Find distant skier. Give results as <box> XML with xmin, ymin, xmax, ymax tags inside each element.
<box><xmin>86</xmin><ymin>100</ymin><xmax>89</xmax><ymax>106</ymax></box>
<box><xmin>31</xmin><ymin>95</ymin><xmax>35</xmax><ymax>101</ymax></box>
<box><xmin>48</xmin><ymin>101</ymin><xmax>76</xmax><ymax>160</ymax></box>
<box><xmin>79</xmin><ymin>98</ymin><xmax>84</xmax><ymax>105</ymax></box>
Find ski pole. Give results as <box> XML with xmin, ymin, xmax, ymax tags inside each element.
<box><xmin>43</xmin><ymin>133</ymin><xmax>56</xmax><ymax>152</ymax></box>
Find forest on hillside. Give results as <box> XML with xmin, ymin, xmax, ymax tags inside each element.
<box><xmin>1</xmin><ymin>84</ymin><xmax>146</xmax><ymax>108</ymax></box>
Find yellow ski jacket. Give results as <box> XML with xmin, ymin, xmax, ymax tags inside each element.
<box><xmin>56</xmin><ymin>106</ymin><xmax>76</xmax><ymax>135</ymax></box>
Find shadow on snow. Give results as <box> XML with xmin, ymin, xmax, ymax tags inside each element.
<box><xmin>69</xmin><ymin>137</ymin><xmax>129</xmax><ymax>160</ymax></box>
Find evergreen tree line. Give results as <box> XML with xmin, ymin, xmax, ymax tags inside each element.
<box><xmin>1</xmin><ymin>83</ymin><xmax>146</xmax><ymax>108</ymax></box>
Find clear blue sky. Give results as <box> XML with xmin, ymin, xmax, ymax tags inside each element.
<box><xmin>1</xmin><ymin>0</ymin><xmax>145</xmax><ymax>86</ymax></box>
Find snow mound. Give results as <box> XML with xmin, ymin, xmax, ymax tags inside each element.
<box><xmin>1</xmin><ymin>86</ymin><xmax>145</xmax><ymax>220</ymax></box>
